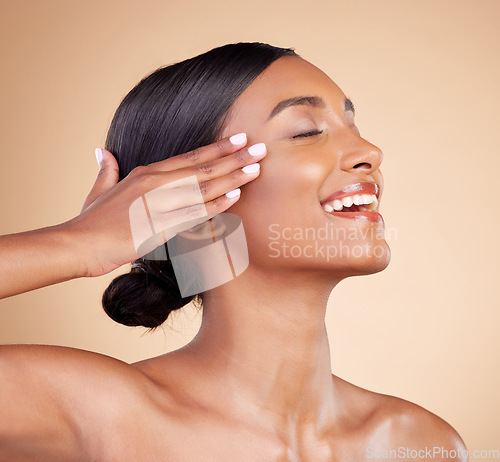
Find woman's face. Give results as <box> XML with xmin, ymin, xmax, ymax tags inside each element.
<box><xmin>220</xmin><ymin>56</ymin><xmax>390</xmax><ymax>279</ymax></box>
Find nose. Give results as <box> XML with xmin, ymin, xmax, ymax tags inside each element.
<box><xmin>338</xmin><ymin>134</ymin><xmax>383</xmax><ymax>175</ymax></box>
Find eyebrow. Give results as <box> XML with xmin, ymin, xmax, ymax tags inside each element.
<box><xmin>267</xmin><ymin>95</ymin><xmax>355</xmax><ymax>120</ymax></box>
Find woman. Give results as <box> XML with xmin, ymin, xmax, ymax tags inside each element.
<box><xmin>0</xmin><ymin>42</ymin><xmax>467</xmax><ymax>461</ymax></box>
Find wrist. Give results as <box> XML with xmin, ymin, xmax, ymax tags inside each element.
<box><xmin>50</xmin><ymin>220</ymin><xmax>92</xmax><ymax>279</ymax></box>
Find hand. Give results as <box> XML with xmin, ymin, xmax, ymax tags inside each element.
<box><xmin>64</xmin><ymin>134</ymin><xmax>266</xmax><ymax>278</ymax></box>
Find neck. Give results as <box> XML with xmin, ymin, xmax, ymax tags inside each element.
<box><xmin>175</xmin><ymin>265</ymin><xmax>342</xmax><ymax>433</ymax></box>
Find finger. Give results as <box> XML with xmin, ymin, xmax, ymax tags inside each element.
<box><xmin>160</xmin><ymin>141</ymin><xmax>267</xmax><ymax>188</ymax></box>
<box><xmin>203</xmin><ymin>188</ymin><xmax>242</xmax><ymax>220</ymax></box>
<box><xmin>141</xmin><ymin>155</ymin><xmax>261</xmax><ymax>219</ymax></box>
<box><xmin>133</xmin><ymin>140</ymin><xmax>266</xmax><ymax>214</ymax></box>
<box><xmin>144</xmin><ymin>186</ymin><xmax>242</xmax><ymax>239</ymax></box>
<box><xmin>150</xmin><ymin>133</ymin><xmax>249</xmax><ymax>173</ymax></box>
<box><xmin>137</xmin><ymin>174</ymin><xmax>206</xmax><ymax>220</ymax></box>
<box><xmin>132</xmin><ymin>188</ymin><xmax>242</xmax><ymax>257</ymax></box>
<box><xmin>186</xmin><ymin>161</ymin><xmax>261</xmax><ymax>207</ymax></box>
<box><xmin>81</xmin><ymin>149</ymin><xmax>119</xmax><ymax>212</ymax></box>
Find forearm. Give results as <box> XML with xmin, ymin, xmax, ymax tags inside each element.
<box><xmin>0</xmin><ymin>223</ymin><xmax>86</xmax><ymax>299</ymax></box>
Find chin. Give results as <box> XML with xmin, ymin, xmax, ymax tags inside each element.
<box><xmin>334</xmin><ymin>240</ymin><xmax>391</xmax><ymax>277</ymax></box>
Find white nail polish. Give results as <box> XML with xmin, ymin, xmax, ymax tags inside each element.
<box><xmin>226</xmin><ymin>188</ymin><xmax>241</xmax><ymax>199</ymax></box>
<box><xmin>95</xmin><ymin>148</ymin><xmax>103</xmax><ymax>167</ymax></box>
<box><xmin>229</xmin><ymin>133</ymin><xmax>247</xmax><ymax>146</ymax></box>
<box><xmin>242</xmin><ymin>163</ymin><xmax>260</xmax><ymax>174</ymax></box>
<box><xmin>248</xmin><ymin>143</ymin><xmax>266</xmax><ymax>156</ymax></box>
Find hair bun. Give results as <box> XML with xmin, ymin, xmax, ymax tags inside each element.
<box><xmin>101</xmin><ymin>256</ymin><xmax>197</xmax><ymax>329</ymax></box>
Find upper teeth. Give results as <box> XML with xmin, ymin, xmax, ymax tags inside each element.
<box><xmin>322</xmin><ymin>194</ymin><xmax>378</xmax><ymax>213</ymax></box>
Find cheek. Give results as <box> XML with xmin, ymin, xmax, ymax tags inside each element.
<box><xmin>230</xmin><ymin>157</ymin><xmax>325</xmax><ymax>253</ymax></box>
<box><xmin>257</xmin><ymin>154</ymin><xmax>325</xmax><ymax>215</ymax></box>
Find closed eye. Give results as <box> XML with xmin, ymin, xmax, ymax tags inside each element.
<box><xmin>292</xmin><ymin>130</ymin><xmax>324</xmax><ymax>139</ymax></box>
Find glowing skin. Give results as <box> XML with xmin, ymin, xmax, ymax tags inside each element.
<box><xmin>128</xmin><ymin>57</ymin><xmax>467</xmax><ymax>460</ymax></box>
<box><xmin>0</xmin><ymin>56</ymin><xmax>467</xmax><ymax>460</ymax></box>
<box><xmin>218</xmin><ymin>57</ymin><xmax>390</xmax><ymax>278</ymax></box>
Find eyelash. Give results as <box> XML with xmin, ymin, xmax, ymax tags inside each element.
<box><xmin>292</xmin><ymin>130</ymin><xmax>324</xmax><ymax>139</ymax></box>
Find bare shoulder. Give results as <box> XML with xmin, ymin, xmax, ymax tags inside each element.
<box><xmin>1</xmin><ymin>343</ymin><xmax>147</xmax><ymax>384</ymax></box>
<box><xmin>378</xmin><ymin>393</ymin><xmax>467</xmax><ymax>456</ymax></box>
<box><xmin>0</xmin><ymin>344</ymin><xmax>159</xmax><ymax>460</ymax></box>
<box><xmin>0</xmin><ymin>343</ymin><xmax>156</xmax><ymax>416</ymax></box>
<box><xmin>332</xmin><ymin>374</ymin><xmax>468</xmax><ymax>461</ymax></box>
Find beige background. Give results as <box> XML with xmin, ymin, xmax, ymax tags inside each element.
<box><xmin>1</xmin><ymin>0</ymin><xmax>499</xmax><ymax>454</ymax></box>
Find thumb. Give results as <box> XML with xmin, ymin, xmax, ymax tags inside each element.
<box><xmin>80</xmin><ymin>148</ymin><xmax>120</xmax><ymax>213</ymax></box>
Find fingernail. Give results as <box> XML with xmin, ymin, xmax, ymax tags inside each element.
<box><xmin>95</xmin><ymin>148</ymin><xmax>103</xmax><ymax>167</ymax></box>
<box><xmin>226</xmin><ymin>188</ymin><xmax>241</xmax><ymax>199</ymax></box>
<box><xmin>242</xmin><ymin>163</ymin><xmax>260</xmax><ymax>174</ymax></box>
<box><xmin>248</xmin><ymin>143</ymin><xmax>266</xmax><ymax>156</ymax></box>
<box><xmin>229</xmin><ymin>133</ymin><xmax>247</xmax><ymax>146</ymax></box>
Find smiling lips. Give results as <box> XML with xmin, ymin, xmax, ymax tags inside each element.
<box><xmin>320</xmin><ymin>182</ymin><xmax>383</xmax><ymax>223</ymax></box>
